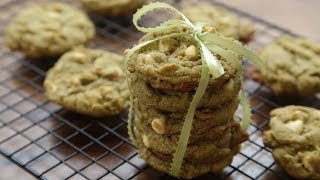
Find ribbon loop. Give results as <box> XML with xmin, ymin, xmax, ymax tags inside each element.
<box><xmin>199</xmin><ymin>33</ymin><xmax>264</xmax><ymax>69</ymax></box>
<box><xmin>126</xmin><ymin>2</ymin><xmax>264</xmax><ymax>178</ymax></box>
<box><xmin>133</xmin><ymin>2</ymin><xmax>193</xmax><ymax>33</ymax></box>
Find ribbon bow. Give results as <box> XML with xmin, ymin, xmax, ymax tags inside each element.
<box><xmin>125</xmin><ymin>2</ymin><xmax>263</xmax><ymax>177</ymax></box>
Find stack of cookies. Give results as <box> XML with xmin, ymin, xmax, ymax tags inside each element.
<box><xmin>127</xmin><ymin>27</ymin><xmax>248</xmax><ymax>178</ymax></box>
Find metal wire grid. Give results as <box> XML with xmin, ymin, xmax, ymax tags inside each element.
<box><xmin>0</xmin><ymin>0</ymin><xmax>319</xmax><ymax>179</ymax></box>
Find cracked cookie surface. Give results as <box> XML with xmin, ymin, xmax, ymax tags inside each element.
<box><xmin>44</xmin><ymin>47</ymin><xmax>129</xmax><ymax>117</ymax></box>
<box><xmin>5</xmin><ymin>3</ymin><xmax>95</xmax><ymax>58</ymax></box>
<box><xmin>263</xmin><ymin>105</ymin><xmax>320</xmax><ymax>179</ymax></box>
<box><xmin>181</xmin><ymin>4</ymin><xmax>255</xmax><ymax>42</ymax></box>
<box><xmin>251</xmin><ymin>36</ymin><xmax>320</xmax><ymax>96</ymax></box>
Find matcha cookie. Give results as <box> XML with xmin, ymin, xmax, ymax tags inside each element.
<box><xmin>135</xmin><ymin>98</ymin><xmax>239</xmax><ymax>135</ymax></box>
<box><xmin>181</xmin><ymin>4</ymin><xmax>255</xmax><ymax>42</ymax></box>
<box><xmin>128</xmin><ymin>26</ymin><xmax>242</xmax><ymax>91</ymax></box>
<box><xmin>134</xmin><ymin>124</ymin><xmax>232</xmax><ymax>164</ymax></box>
<box><xmin>44</xmin><ymin>48</ymin><xmax>129</xmax><ymax>117</ymax></box>
<box><xmin>5</xmin><ymin>3</ymin><xmax>95</xmax><ymax>58</ymax></box>
<box><xmin>263</xmin><ymin>105</ymin><xmax>320</xmax><ymax>179</ymax></box>
<box><xmin>131</xmin><ymin>73</ymin><xmax>241</xmax><ymax>112</ymax></box>
<box><xmin>251</xmin><ymin>36</ymin><xmax>320</xmax><ymax>96</ymax></box>
<box><xmin>136</xmin><ymin>135</ymin><xmax>240</xmax><ymax>179</ymax></box>
<box><xmin>135</xmin><ymin>117</ymin><xmax>247</xmax><ymax>163</ymax></box>
<box><xmin>79</xmin><ymin>0</ymin><xmax>145</xmax><ymax>17</ymax></box>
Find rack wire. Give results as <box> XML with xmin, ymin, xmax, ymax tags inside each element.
<box><xmin>0</xmin><ymin>0</ymin><xmax>319</xmax><ymax>179</ymax></box>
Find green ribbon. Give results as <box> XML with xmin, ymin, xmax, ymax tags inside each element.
<box><xmin>125</xmin><ymin>2</ymin><xmax>263</xmax><ymax>177</ymax></box>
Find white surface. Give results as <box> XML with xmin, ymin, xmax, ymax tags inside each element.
<box><xmin>216</xmin><ymin>0</ymin><xmax>320</xmax><ymax>41</ymax></box>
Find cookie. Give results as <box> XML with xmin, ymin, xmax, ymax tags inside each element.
<box><xmin>134</xmin><ymin>124</ymin><xmax>232</xmax><ymax>164</ymax></box>
<box><xmin>79</xmin><ymin>0</ymin><xmax>145</xmax><ymax>17</ymax></box>
<box><xmin>135</xmin><ymin>98</ymin><xmax>239</xmax><ymax>135</ymax></box>
<box><xmin>136</xmin><ymin>136</ymin><xmax>240</xmax><ymax>179</ymax></box>
<box><xmin>44</xmin><ymin>47</ymin><xmax>129</xmax><ymax>117</ymax></box>
<box><xmin>131</xmin><ymin>73</ymin><xmax>241</xmax><ymax>112</ymax></box>
<box><xmin>263</xmin><ymin>105</ymin><xmax>320</xmax><ymax>179</ymax></box>
<box><xmin>5</xmin><ymin>3</ymin><xmax>95</xmax><ymax>59</ymax></box>
<box><xmin>251</xmin><ymin>36</ymin><xmax>320</xmax><ymax>96</ymax></box>
<box><xmin>181</xmin><ymin>4</ymin><xmax>255</xmax><ymax>42</ymax></box>
<box><xmin>134</xmin><ymin>113</ymin><xmax>248</xmax><ymax>163</ymax></box>
<box><xmin>127</xmin><ymin>26</ymin><xmax>242</xmax><ymax>91</ymax></box>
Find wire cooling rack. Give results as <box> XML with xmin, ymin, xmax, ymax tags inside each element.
<box><xmin>0</xmin><ymin>0</ymin><xmax>319</xmax><ymax>179</ymax></box>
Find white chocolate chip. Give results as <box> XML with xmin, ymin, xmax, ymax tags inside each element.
<box><xmin>223</xmin><ymin>79</ymin><xmax>234</xmax><ymax>92</ymax></box>
<box><xmin>85</xmin><ymin>93</ymin><xmax>100</xmax><ymax>103</ymax></box>
<box><xmin>133</xmin><ymin>127</ymin><xmax>138</xmax><ymax>134</ymax></box>
<box><xmin>142</xmin><ymin>135</ymin><xmax>150</xmax><ymax>148</ymax></box>
<box><xmin>49</xmin><ymin>84</ymin><xmax>57</xmax><ymax>93</ymax></box>
<box><xmin>134</xmin><ymin>115</ymin><xmax>140</xmax><ymax>124</ymax></box>
<box><xmin>285</xmin><ymin>120</ymin><xmax>303</xmax><ymax>133</ymax></box>
<box><xmin>159</xmin><ymin>63</ymin><xmax>179</xmax><ymax>73</ymax></box>
<box><xmin>159</xmin><ymin>39</ymin><xmax>178</xmax><ymax>54</ymax></box>
<box><xmin>184</xmin><ymin>45</ymin><xmax>200</xmax><ymax>61</ymax></box>
<box><xmin>203</xmin><ymin>26</ymin><xmax>217</xmax><ymax>33</ymax></box>
<box><xmin>144</xmin><ymin>54</ymin><xmax>155</xmax><ymax>64</ymax></box>
<box><xmin>99</xmin><ymin>67</ymin><xmax>123</xmax><ymax>78</ymax></box>
<box><xmin>292</xmin><ymin>110</ymin><xmax>308</xmax><ymax>120</ymax></box>
<box><xmin>151</xmin><ymin>118</ymin><xmax>166</xmax><ymax>135</ymax></box>
<box><xmin>185</xmin><ymin>45</ymin><xmax>197</xmax><ymax>57</ymax></box>
<box><xmin>70</xmin><ymin>77</ymin><xmax>80</xmax><ymax>85</ymax></box>
<box><xmin>99</xmin><ymin>86</ymin><xmax>114</xmax><ymax>96</ymax></box>
<box><xmin>70</xmin><ymin>52</ymin><xmax>86</xmax><ymax>63</ymax></box>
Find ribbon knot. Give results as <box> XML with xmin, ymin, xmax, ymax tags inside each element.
<box><xmin>191</xmin><ymin>24</ymin><xmax>203</xmax><ymax>35</ymax></box>
<box><xmin>125</xmin><ymin>2</ymin><xmax>263</xmax><ymax>177</ymax></box>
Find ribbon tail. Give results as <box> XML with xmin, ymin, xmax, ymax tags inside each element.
<box><xmin>126</xmin><ymin>77</ymin><xmax>137</xmax><ymax>146</ymax></box>
<box><xmin>170</xmin><ymin>54</ymin><xmax>210</xmax><ymax>177</ymax></box>
<box><xmin>206</xmin><ymin>44</ymin><xmax>251</xmax><ymax>131</ymax></box>
<box><xmin>205</xmin><ymin>44</ymin><xmax>242</xmax><ymax>76</ymax></box>
<box><xmin>241</xmin><ymin>86</ymin><xmax>251</xmax><ymax>131</ymax></box>
<box><xmin>125</xmin><ymin>39</ymin><xmax>158</xmax><ymax>146</ymax></box>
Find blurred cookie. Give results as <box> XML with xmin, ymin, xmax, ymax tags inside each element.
<box><xmin>44</xmin><ymin>48</ymin><xmax>129</xmax><ymax>117</ymax></box>
<box><xmin>181</xmin><ymin>4</ymin><xmax>255</xmax><ymax>42</ymax></box>
<box><xmin>251</xmin><ymin>36</ymin><xmax>320</xmax><ymax>96</ymax></box>
<box><xmin>5</xmin><ymin>3</ymin><xmax>95</xmax><ymax>58</ymax></box>
<box><xmin>263</xmin><ymin>105</ymin><xmax>320</xmax><ymax>179</ymax></box>
<box><xmin>79</xmin><ymin>0</ymin><xmax>145</xmax><ymax>17</ymax></box>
